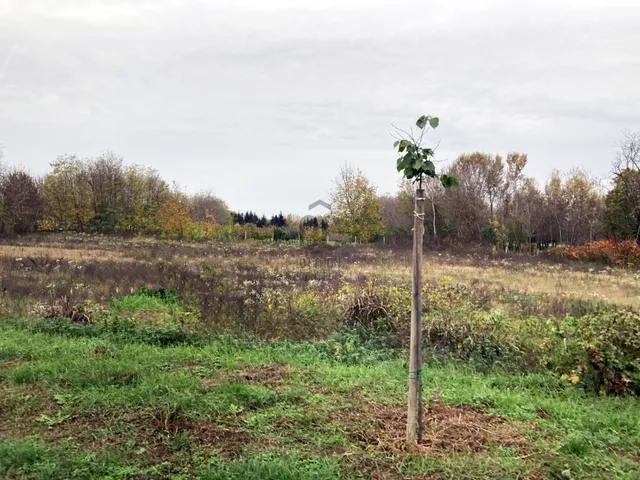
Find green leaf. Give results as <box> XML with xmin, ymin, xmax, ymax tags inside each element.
<box><xmin>397</xmin><ymin>154</ymin><xmax>413</xmax><ymax>172</ymax></box>
<box><xmin>404</xmin><ymin>167</ymin><xmax>418</xmax><ymax>179</ymax></box>
<box><xmin>393</xmin><ymin>140</ymin><xmax>400</xmax><ymax>148</ymax></box>
<box><xmin>416</xmin><ymin>115</ymin><xmax>428</xmax><ymax>129</ymax></box>
<box><xmin>440</xmin><ymin>174</ymin><xmax>459</xmax><ymax>188</ymax></box>
<box><xmin>422</xmin><ymin>160</ymin><xmax>436</xmax><ymax>175</ymax></box>
<box><xmin>398</xmin><ymin>139</ymin><xmax>411</xmax><ymax>152</ymax></box>
<box><xmin>428</xmin><ymin>117</ymin><xmax>440</xmax><ymax>129</ymax></box>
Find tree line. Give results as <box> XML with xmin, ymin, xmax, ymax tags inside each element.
<box><xmin>0</xmin><ymin>128</ymin><xmax>638</xmax><ymax>246</ymax></box>
<box><xmin>381</xmin><ymin>152</ymin><xmax>605</xmax><ymax>249</ymax></box>
<box><xmin>0</xmin><ymin>151</ymin><xmax>231</xmax><ymax>237</ymax></box>
<box><xmin>330</xmin><ymin>129</ymin><xmax>640</xmax><ymax>248</ymax></box>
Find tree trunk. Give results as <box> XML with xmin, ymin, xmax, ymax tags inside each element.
<box><xmin>431</xmin><ymin>197</ymin><xmax>437</xmax><ymax>237</ymax></box>
<box><xmin>407</xmin><ymin>188</ymin><xmax>425</xmax><ymax>445</ymax></box>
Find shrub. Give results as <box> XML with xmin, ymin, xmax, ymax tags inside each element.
<box><xmin>251</xmin><ymin>290</ymin><xmax>341</xmax><ymax>341</ymax></box>
<box><xmin>302</xmin><ymin>227</ymin><xmax>325</xmax><ymax>243</ymax></box>
<box><xmin>107</xmin><ymin>286</ymin><xmax>192</xmax><ymax>326</ymax></box>
<box><xmin>552</xmin><ymin>240</ymin><xmax>640</xmax><ymax>267</ymax></box>
<box><xmin>314</xmin><ymin>324</ymin><xmax>396</xmax><ymax>365</ymax></box>
<box><xmin>31</xmin><ymin>297</ymin><xmax>98</xmax><ymax>324</ymax></box>
<box><xmin>423</xmin><ymin>307</ymin><xmax>553</xmax><ymax>371</ymax></box>
<box><xmin>558</xmin><ymin>311</ymin><xmax>640</xmax><ymax>395</ymax></box>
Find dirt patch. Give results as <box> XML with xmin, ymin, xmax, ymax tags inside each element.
<box><xmin>43</xmin><ymin>411</ymin><xmax>122</xmax><ymax>451</ymax></box>
<box><xmin>423</xmin><ymin>402</ymin><xmax>527</xmax><ymax>454</ymax></box>
<box><xmin>42</xmin><ymin>407</ymin><xmax>254</xmax><ymax>462</ymax></box>
<box><xmin>333</xmin><ymin>400</ymin><xmax>528</xmax><ymax>455</ymax></box>
<box><xmin>227</xmin><ymin>364</ymin><xmax>290</xmax><ymax>386</ymax></box>
<box><xmin>344</xmin><ymin>457</ymin><xmax>451</xmax><ymax>480</ymax></box>
<box><xmin>138</xmin><ymin>407</ymin><xmax>255</xmax><ymax>460</ymax></box>
<box><xmin>186</xmin><ymin>423</ymin><xmax>253</xmax><ymax>459</ymax></box>
<box><xmin>0</xmin><ymin>384</ymin><xmax>53</xmax><ymax>438</ymax></box>
<box><xmin>0</xmin><ymin>359</ymin><xmax>25</xmax><ymax>369</ymax></box>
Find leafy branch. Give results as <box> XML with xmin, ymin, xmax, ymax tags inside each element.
<box><xmin>393</xmin><ymin>115</ymin><xmax>459</xmax><ymax>190</ymax></box>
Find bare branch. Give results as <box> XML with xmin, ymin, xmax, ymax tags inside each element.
<box><xmin>391</xmin><ymin>124</ymin><xmax>414</xmax><ymax>141</ymax></box>
<box><xmin>614</xmin><ymin>128</ymin><xmax>640</xmax><ymax>175</ymax></box>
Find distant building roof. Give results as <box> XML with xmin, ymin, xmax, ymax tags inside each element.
<box><xmin>308</xmin><ymin>199</ymin><xmax>331</xmax><ymax>210</ymax></box>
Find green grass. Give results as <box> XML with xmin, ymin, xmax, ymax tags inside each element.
<box><xmin>109</xmin><ymin>287</ymin><xmax>182</xmax><ymax>314</ymax></box>
<box><xmin>1</xmin><ymin>323</ymin><xmax>639</xmax><ymax>479</ymax></box>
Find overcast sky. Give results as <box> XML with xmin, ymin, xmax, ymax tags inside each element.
<box><xmin>1</xmin><ymin>0</ymin><xmax>639</xmax><ymax>214</ymax></box>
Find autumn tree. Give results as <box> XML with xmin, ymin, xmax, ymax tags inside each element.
<box><xmin>542</xmin><ymin>169</ymin><xmax>603</xmax><ymax>246</ymax></box>
<box><xmin>517</xmin><ymin>177</ymin><xmax>545</xmax><ymax>249</ymax></box>
<box><xmin>434</xmin><ymin>152</ymin><xmax>510</xmax><ymax>243</ymax></box>
<box><xmin>87</xmin><ymin>151</ymin><xmax>125</xmax><ymax>233</ymax></box>
<box><xmin>607</xmin><ymin>130</ymin><xmax>640</xmax><ymax>243</ymax></box>
<box><xmin>444</xmin><ymin>154</ymin><xmax>492</xmax><ymax>241</ymax></box>
<box><xmin>157</xmin><ymin>185</ymin><xmax>191</xmax><ymax>237</ymax></box>
<box><xmin>485</xmin><ymin>154</ymin><xmax>504</xmax><ymax>218</ymax></box>
<box><xmin>563</xmin><ymin>169</ymin><xmax>602</xmax><ymax>244</ymax></box>
<box><xmin>0</xmin><ymin>169</ymin><xmax>43</xmax><ymax>233</ymax></box>
<box><xmin>605</xmin><ymin>170</ymin><xmax>640</xmax><ymax>242</ymax></box>
<box><xmin>544</xmin><ymin>170</ymin><xmax>566</xmax><ymax>245</ymax></box>
<box><xmin>190</xmin><ymin>192</ymin><xmax>231</xmax><ymax>225</ymax></box>
<box><xmin>381</xmin><ymin>180</ymin><xmax>414</xmax><ymax>239</ymax></box>
<box><xmin>119</xmin><ymin>165</ymin><xmax>169</xmax><ymax>233</ymax></box>
<box><xmin>329</xmin><ymin>163</ymin><xmax>384</xmax><ymax>242</ymax></box>
<box><xmin>613</xmin><ymin>129</ymin><xmax>640</xmax><ymax>173</ymax></box>
<box><xmin>42</xmin><ymin>155</ymin><xmax>93</xmax><ymax>231</ymax></box>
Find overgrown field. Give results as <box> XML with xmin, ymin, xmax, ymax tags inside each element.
<box><xmin>1</xmin><ymin>234</ymin><xmax>639</xmax><ymax>479</ymax></box>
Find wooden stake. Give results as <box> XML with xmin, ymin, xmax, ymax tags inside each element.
<box><xmin>407</xmin><ymin>188</ymin><xmax>425</xmax><ymax>445</ymax></box>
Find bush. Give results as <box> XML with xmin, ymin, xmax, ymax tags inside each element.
<box><xmin>106</xmin><ymin>286</ymin><xmax>196</xmax><ymax>327</ymax></box>
<box><xmin>110</xmin><ymin>286</ymin><xmax>180</xmax><ymax>311</ymax></box>
<box><xmin>314</xmin><ymin>324</ymin><xmax>396</xmax><ymax>365</ymax></box>
<box><xmin>558</xmin><ymin>311</ymin><xmax>640</xmax><ymax>395</ymax></box>
<box><xmin>423</xmin><ymin>307</ymin><xmax>553</xmax><ymax>371</ymax></box>
<box><xmin>250</xmin><ymin>290</ymin><xmax>341</xmax><ymax>341</ymax></box>
<box><xmin>552</xmin><ymin>240</ymin><xmax>640</xmax><ymax>267</ymax></box>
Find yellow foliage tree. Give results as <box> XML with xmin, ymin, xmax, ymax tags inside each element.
<box><xmin>329</xmin><ymin>163</ymin><xmax>384</xmax><ymax>242</ymax></box>
<box><xmin>157</xmin><ymin>186</ymin><xmax>191</xmax><ymax>237</ymax></box>
<box><xmin>303</xmin><ymin>226</ymin><xmax>325</xmax><ymax>243</ymax></box>
<box><xmin>42</xmin><ymin>155</ymin><xmax>94</xmax><ymax>231</ymax></box>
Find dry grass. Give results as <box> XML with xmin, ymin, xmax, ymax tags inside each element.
<box><xmin>1</xmin><ymin>234</ymin><xmax>639</xmax><ymax>330</ymax></box>
<box><xmin>345</xmin><ymin>253</ymin><xmax>640</xmax><ymax>308</ymax></box>
<box><xmin>332</xmin><ymin>399</ymin><xmax>529</xmax><ymax>456</ymax></box>
<box><xmin>423</xmin><ymin>259</ymin><xmax>640</xmax><ymax>308</ymax></box>
<box><xmin>0</xmin><ymin>245</ymin><xmax>133</xmax><ymax>262</ymax></box>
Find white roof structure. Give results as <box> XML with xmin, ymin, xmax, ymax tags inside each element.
<box><xmin>302</xmin><ymin>199</ymin><xmax>331</xmax><ymax>222</ymax></box>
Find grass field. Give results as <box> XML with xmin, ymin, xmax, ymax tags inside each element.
<box><xmin>1</xmin><ymin>235</ymin><xmax>639</xmax><ymax>479</ymax></box>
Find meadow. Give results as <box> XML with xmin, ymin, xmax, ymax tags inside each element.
<box><xmin>1</xmin><ymin>234</ymin><xmax>639</xmax><ymax>479</ymax></box>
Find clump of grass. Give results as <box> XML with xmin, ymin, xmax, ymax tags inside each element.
<box><xmin>109</xmin><ymin>286</ymin><xmax>181</xmax><ymax>313</ymax></box>
<box><xmin>0</xmin><ymin>439</ymin><xmax>47</xmax><ymax>472</ymax></box>
<box><xmin>29</xmin><ymin>317</ymin><xmax>193</xmax><ymax>346</ymax></box>
<box><xmin>200</xmin><ymin>453</ymin><xmax>342</xmax><ymax>480</ymax></box>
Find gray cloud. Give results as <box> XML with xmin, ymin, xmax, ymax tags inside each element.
<box><xmin>1</xmin><ymin>0</ymin><xmax>639</xmax><ymax>213</ymax></box>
